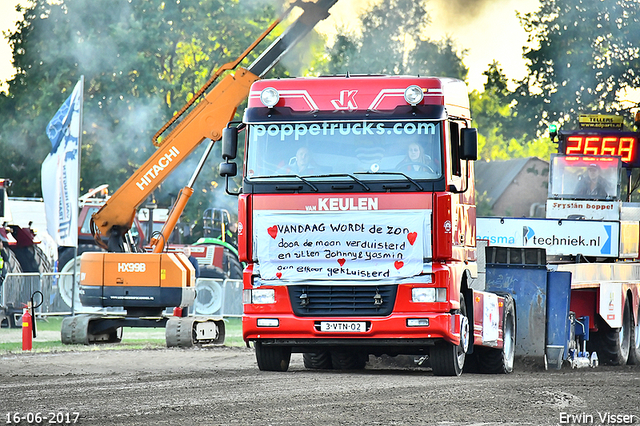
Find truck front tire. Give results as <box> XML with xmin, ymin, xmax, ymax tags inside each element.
<box><xmin>255</xmin><ymin>341</ymin><xmax>291</xmax><ymax>372</ymax></box>
<box><xmin>431</xmin><ymin>293</ymin><xmax>469</xmax><ymax>376</ymax></box>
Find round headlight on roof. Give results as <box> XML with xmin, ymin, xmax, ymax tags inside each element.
<box><xmin>404</xmin><ymin>85</ymin><xmax>424</xmax><ymax>106</ymax></box>
<box><xmin>260</xmin><ymin>87</ymin><xmax>280</xmax><ymax>108</ymax></box>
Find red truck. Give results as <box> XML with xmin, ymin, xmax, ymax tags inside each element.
<box><xmin>220</xmin><ymin>76</ymin><xmax>516</xmax><ymax>375</ymax></box>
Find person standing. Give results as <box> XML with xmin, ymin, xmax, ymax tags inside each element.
<box><xmin>182</xmin><ymin>246</ymin><xmax>200</xmax><ymax>279</ymax></box>
<box><xmin>0</xmin><ymin>240</ymin><xmax>9</xmax><ymax>288</ymax></box>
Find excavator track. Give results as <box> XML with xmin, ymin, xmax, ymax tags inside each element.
<box><xmin>165</xmin><ymin>317</ymin><xmax>225</xmax><ymax>348</ymax></box>
<box><xmin>61</xmin><ymin>315</ymin><xmax>123</xmax><ymax>345</ymax></box>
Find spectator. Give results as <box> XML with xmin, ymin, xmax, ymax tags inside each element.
<box><xmin>182</xmin><ymin>246</ymin><xmax>200</xmax><ymax>279</ymax></box>
<box><xmin>0</xmin><ymin>239</ymin><xmax>8</xmax><ymax>288</ymax></box>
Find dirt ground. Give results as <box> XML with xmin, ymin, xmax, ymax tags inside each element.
<box><xmin>1</xmin><ymin>347</ymin><xmax>639</xmax><ymax>426</ymax></box>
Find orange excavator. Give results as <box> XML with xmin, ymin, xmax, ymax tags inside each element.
<box><xmin>61</xmin><ymin>0</ymin><xmax>340</xmax><ymax>346</ymax></box>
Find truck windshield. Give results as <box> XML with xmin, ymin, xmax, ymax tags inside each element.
<box><xmin>548</xmin><ymin>154</ymin><xmax>621</xmax><ymax>201</ymax></box>
<box><xmin>245</xmin><ymin>121</ymin><xmax>442</xmax><ymax>180</ymax></box>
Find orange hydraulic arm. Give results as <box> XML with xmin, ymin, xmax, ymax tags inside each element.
<box><xmin>90</xmin><ymin>0</ymin><xmax>339</xmax><ymax>252</ymax></box>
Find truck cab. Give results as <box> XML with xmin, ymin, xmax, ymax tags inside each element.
<box><xmin>222</xmin><ymin>76</ymin><xmax>515</xmax><ymax>375</ymax></box>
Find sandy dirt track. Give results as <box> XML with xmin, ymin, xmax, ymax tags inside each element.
<box><xmin>1</xmin><ymin>347</ymin><xmax>639</xmax><ymax>426</ymax></box>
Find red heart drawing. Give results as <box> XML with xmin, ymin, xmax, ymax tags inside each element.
<box><xmin>337</xmin><ymin>258</ymin><xmax>346</xmax><ymax>266</ymax></box>
<box><xmin>276</xmin><ymin>272</ymin><xmax>282</xmax><ymax>279</ymax></box>
<box><xmin>407</xmin><ymin>232</ymin><xmax>418</xmax><ymax>245</ymax></box>
<box><xmin>394</xmin><ymin>260</ymin><xmax>404</xmax><ymax>270</ymax></box>
<box><xmin>267</xmin><ymin>225</ymin><xmax>278</xmax><ymax>239</ymax></box>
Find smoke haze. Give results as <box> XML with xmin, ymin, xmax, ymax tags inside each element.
<box><xmin>317</xmin><ymin>0</ymin><xmax>540</xmax><ymax>90</ymax></box>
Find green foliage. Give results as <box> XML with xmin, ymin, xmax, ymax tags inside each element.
<box><xmin>472</xmin><ymin>62</ymin><xmax>554</xmax><ymax>162</ymax></box>
<box><xmin>510</xmin><ymin>0</ymin><xmax>640</xmax><ymax>137</ymax></box>
<box><xmin>318</xmin><ymin>0</ymin><xmax>468</xmax><ymax>80</ymax></box>
<box><xmin>0</xmin><ymin>0</ymin><xmax>301</xmax><ymax>236</ymax></box>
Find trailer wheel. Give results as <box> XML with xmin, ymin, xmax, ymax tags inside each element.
<box><xmin>590</xmin><ymin>298</ymin><xmax>631</xmax><ymax>366</ymax></box>
<box><xmin>475</xmin><ymin>295</ymin><xmax>516</xmax><ymax>374</ymax></box>
<box><xmin>626</xmin><ymin>301</ymin><xmax>640</xmax><ymax>365</ymax></box>
<box><xmin>329</xmin><ymin>350</ymin><xmax>367</xmax><ymax>370</ymax></box>
<box><xmin>254</xmin><ymin>341</ymin><xmax>291</xmax><ymax>372</ymax></box>
<box><xmin>303</xmin><ymin>351</ymin><xmax>333</xmax><ymax>369</ymax></box>
<box><xmin>431</xmin><ymin>293</ymin><xmax>469</xmax><ymax>376</ymax></box>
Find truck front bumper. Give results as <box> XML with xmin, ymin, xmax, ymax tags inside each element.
<box><xmin>243</xmin><ymin>312</ymin><xmax>463</xmax><ymax>348</ymax></box>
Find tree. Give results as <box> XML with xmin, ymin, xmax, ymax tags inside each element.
<box><xmin>471</xmin><ymin>61</ymin><xmax>554</xmax><ymax>161</ymax></box>
<box><xmin>511</xmin><ymin>0</ymin><xmax>640</xmax><ymax>137</ymax></box>
<box><xmin>320</xmin><ymin>0</ymin><xmax>468</xmax><ymax>80</ymax></box>
<box><xmin>0</xmin><ymin>0</ymin><xmax>303</xmax><ymax>237</ymax></box>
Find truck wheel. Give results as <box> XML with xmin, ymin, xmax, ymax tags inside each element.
<box><xmin>303</xmin><ymin>351</ymin><xmax>333</xmax><ymax>369</ymax></box>
<box><xmin>2</xmin><ymin>246</ymin><xmax>23</xmax><ymax>274</ymax></box>
<box><xmin>590</xmin><ymin>298</ymin><xmax>631</xmax><ymax>366</ymax></box>
<box><xmin>11</xmin><ymin>245</ymin><xmax>53</xmax><ymax>273</ymax></box>
<box><xmin>626</xmin><ymin>301</ymin><xmax>640</xmax><ymax>365</ymax></box>
<box><xmin>254</xmin><ymin>341</ymin><xmax>291</xmax><ymax>372</ymax></box>
<box><xmin>329</xmin><ymin>350</ymin><xmax>367</xmax><ymax>370</ymax></box>
<box><xmin>431</xmin><ymin>293</ymin><xmax>469</xmax><ymax>376</ymax></box>
<box><xmin>475</xmin><ymin>295</ymin><xmax>516</xmax><ymax>374</ymax></box>
<box><xmin>56</xmin><ymin>244</ymin><xmax>104</xmax><ymax>310</ymax></box>
<box><xmin>1</xmin><ymin>248</ymin><xmax>25</xmax><ymax>311</ymax></box>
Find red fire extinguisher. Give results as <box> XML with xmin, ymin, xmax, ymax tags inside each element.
<box><xmin>22</xmin><ymin>302</ymin><xmax>32</xmax><ymax>351</ymax></box>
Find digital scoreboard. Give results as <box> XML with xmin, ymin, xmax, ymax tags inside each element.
<box><xmin>558</xmin><ymin>131</ymin><xmax>639</xmax><ymax>167</ymax></box>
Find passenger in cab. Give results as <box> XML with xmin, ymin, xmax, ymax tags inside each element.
<box><xmin>396</xmin><ymin>142</ymin><xmax>435</xmax><ymax>173</ymax></box>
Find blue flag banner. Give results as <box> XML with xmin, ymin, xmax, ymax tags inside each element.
<box><xmin>41</xmin><ymin>78</ymin><xmax>83</xmax><ymax>247</ymax></box>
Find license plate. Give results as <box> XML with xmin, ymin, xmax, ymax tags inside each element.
<box><xmin>320</xmin><ymin>321</ymin><xmax>366</xmax><ymax>332</ymax></box>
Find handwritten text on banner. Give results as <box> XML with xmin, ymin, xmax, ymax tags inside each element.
<box><xmin>255</xmin><ymin>210</ymin><xmax>430</xmax><ymax>281</ymax></box>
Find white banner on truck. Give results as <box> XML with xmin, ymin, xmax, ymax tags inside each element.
<box><xmin>254</xmin><ymin>210</ymin><xmax>430</xmax><ymax>281</ymax></box>
<box><xmin>477</xmin><ymin>217</ymin><xmax>619</xmax><ymax>257</ymax></box>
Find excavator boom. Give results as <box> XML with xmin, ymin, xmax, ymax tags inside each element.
<box><xmin>91</xmin><ymin>0</ymin><xmax>339</xmax><ymax>249</ymax></box>
<box><xmin>64</xmin><ymin>0</ymin><xmax>341</xmax><ymax>349</ymax></box>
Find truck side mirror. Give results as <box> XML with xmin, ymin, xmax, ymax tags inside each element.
<box><xmin>460</xmin><ymin>128</ymin><xmax>478</xmax><ymax>161</ymax></box>
<box><xmin>219</xmin><ymin>162</ymin><xmax>237</xmax><ymax>178</ymax></box>
<box><xmin>222</xmin><ymin>127</ymin><xmax>238</xmax><ymax>160</ymax></box>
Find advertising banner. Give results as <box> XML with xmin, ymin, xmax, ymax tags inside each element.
<box><xmin>546</xmin><ymin>199</ymin><xmax>619</xmax><ymax>220</ymax></box>
<box><xmin>254</xmin><ymin>210</ymin><xmax>430</xmax><ymax>281</ymax></box>
<box><xmin>477</xmin><ymin>217</ymin><xmax>619</xmax><ymax>257</ymax></box>
<box><xmin>41</xmin><ymin>78</ymin><xmax>83</xmax><ymax>247</ymax></box>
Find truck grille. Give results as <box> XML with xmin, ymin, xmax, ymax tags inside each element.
<box><xmin>288</xmin><ymin>285</ymin><xmax>397</xmax><ymax>317</ymax></box>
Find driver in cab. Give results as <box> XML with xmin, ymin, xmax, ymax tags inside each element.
<box><xmin>575</xmin><ymin>163</ymin><xmax>609</xmax><ymax>198</ymax></box>
<box><xmin>278</xmin><ymin>146</ymin><xmax>323</xmax><ymax>175</ymax></box>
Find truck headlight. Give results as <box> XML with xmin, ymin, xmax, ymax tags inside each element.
<box><xmin>412</xmin><ymin>287</ymin><xmax>447</xmax><ymax>303</ymax></box>
<box><xmin>244</xmin><ymin>289</ymin><xmax>276</xmax><ymax>304</ymax></box>
<box><xmin>404</xmin><ymin>85</ymin><xmax>424</xmax><ymax>106</ymax></box>
<box><xmin>260</xmin><ymin>87</ymin><xmax>280</xmax><ymax>108</ymax></box>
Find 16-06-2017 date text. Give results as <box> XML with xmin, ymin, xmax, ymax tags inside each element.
<box><xmin>5</xmin><ymin>412</ymin><xmax>80</xmax><ymax>424</ymax></box>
